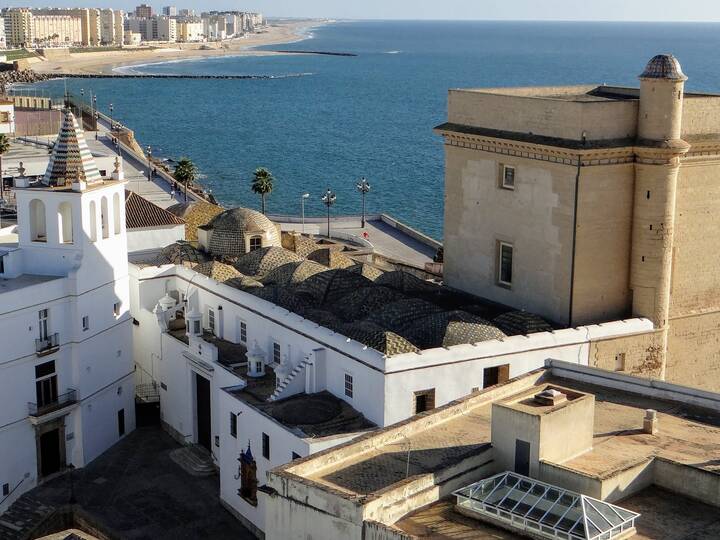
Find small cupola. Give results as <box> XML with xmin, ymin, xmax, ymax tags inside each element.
<box><xmin>246</xmin><ymin>340</ymin><xmax>266</xmax><ymax>378</ymax></box>
<box><xmin>534</xmin><ymin>388</ymin><xmax>567</xmax><ymax>407</ymax></box>
<box><xmin>185</xmin><ymin>307</ymin><xmax>202</xmax><ymax>337</ymax></box>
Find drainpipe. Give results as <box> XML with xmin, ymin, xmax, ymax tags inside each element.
<box><xmin>568</xmin><ymin>148</ymin><xmax>584</xmax><ymax>328</ymax></box>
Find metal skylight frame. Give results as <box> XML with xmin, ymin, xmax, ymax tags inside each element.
<box><xmin>453</xmin><ymin>472</ymin><xmax>640</xmax><ymax>540</ymax></box>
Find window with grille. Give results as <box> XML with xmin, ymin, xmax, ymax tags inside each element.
<box><xmin>497</xmin><ymin>242</ymin><xmax>513</xmax><ymax>287</ymax></box>
<box><xmin>249</xmin><ymin>236</ymin><xmax>262</xmax><ymax>251</ymax></box>
<box><xmin>240</xmin><ymin>321</ymin><xmax>247</xmax><ymax>343</ymax></box>
<box><xmin>344</xmin><ymin>373</ymin><xmax>353</xmax><ymax>398</ymax></box>
<box><xmin>273</xmin><ymin>342</ymin><xmax>281</xmax><ymax>364</ymax></box>
<box><xmin>208</xmin><ymin>308</ymin><xmax>215</xmax><ymax>333</ymax></box>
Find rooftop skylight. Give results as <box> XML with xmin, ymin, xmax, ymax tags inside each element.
<box><xmin>453</xmin><ymin>472</ymin><xmax>639</xmax><ymax>540</ymax></box>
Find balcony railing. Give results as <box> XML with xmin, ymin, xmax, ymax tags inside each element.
<box><xmin>35</xmin><ymin>333</ymin><xmax>59</xmax><ymax>356</ymax></box>
<box><xmin>28</xmin><ymin>388</ymin><xmax>77</xmax><ymax>417</ymax></box>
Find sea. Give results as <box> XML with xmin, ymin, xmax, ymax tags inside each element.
<box><xmin>26</xmin><ymin>21</ymin><xmax>720</xmax><ymax>239</ymax></box>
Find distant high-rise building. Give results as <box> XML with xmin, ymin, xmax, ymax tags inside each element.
<box><xmin>0</xmin><ymin>17</ymin><xmax>7</xmax><ymax>49</ymax></box>
<box><xmin>135</xmin><ymin>4</ymin><xmax>153</xmax><ymax>19</ymax></box>
<box><xmin>178</xmin><ymin>8</ymin><xmax>195</xmax><ymax>17</ymax></box>
<box><xmin>156</xmin><ymin>15</ymin><xmax>177</xmax><ymax>42</ymax></box>
<box><xmin>100</xmin><ymin>9</ymin><xmax>124</xmax><ymax>46</ymax></box>
<box><xmin>162</xmin><ymin>6</ymin><xmax>177</xmax><ymax>17</ymax></box>
<box><xmin>4</xmin><ymin>8</ymin><xmax>34</xmax><ymax>48</ymax></box>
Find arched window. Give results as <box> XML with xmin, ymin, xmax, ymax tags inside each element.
<box><xmin>58</xmin><ymin>202</ymin><xmax>73</xmax><ymax>244</ymax></box>
<box><xmin>249</xmin><ymin>236</ymin><xmax>262</xmax><ymax>252</ymax></box>
<box><xmin>29</xmin><ymin>199</ymin><xmax>47</xmax><ymax>243</ymax></box>
<box><xmin>112</xmin><ymin>193</ymin><xmax>121</xmax><ymax>235</ymax></box>
<box><xmin>100</xmin><ymin>197</ymin><xmax>109</xmax><ymax>239</ymax></box>
<box><xmin>89</xmin><ymin>200</ymin><xmax>97</xmax><ymax>242</ymax></box>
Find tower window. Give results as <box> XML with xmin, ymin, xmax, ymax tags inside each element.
<box><xmin>344</xmin><ymin>373</ymin><xmax>353</xmax><ymax>398</ymax></box>
<box><xmin>239</xmin><ymin>321</ymin><xmax>247</xmax><ymax>343</ymax></box>
<box><xmin>82</xmin><ymin>316</ymin><xmax>90</xmax><ymax>331</ymax></box>
<box><xmin>497</xmin><ymin>242</ymin><xmax>514</xmax><ymax>287</ymax></box>
<box><xmin>208</xmin><ymin>308</ymin><xmax>215</xmax><ymax>333</ymax></box>
<box><xmin>273</xmin><ymin>342</ymin><xmax>281</xmax><ymax>364</ymax></box>
<box><xmin>501</xmin><ymin>165</ymin><xmax>516</xmax><ymax>190</ymax></box>
<box><xmin>262</xmin><ymin>432</ymin><xmax>270</xmax><ymax>459</ymax></box>
<box><xmin>230</xmin><ymin>413</ymin><xmax>237</xmax><ymax>438</ymax></box>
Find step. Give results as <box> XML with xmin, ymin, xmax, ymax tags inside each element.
<box><xmin>169</xmin><ymin>445</ymin><xmax>216</xmax><ymax>477</ymax></box>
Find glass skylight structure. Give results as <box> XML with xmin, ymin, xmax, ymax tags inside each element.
<box><xmin>453</xmin><ymin>472</ymin><xmax>640</xmax><ymax>540</ymax></box>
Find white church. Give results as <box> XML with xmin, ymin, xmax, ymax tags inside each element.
<box><xmin>0</xmin><ymin>111</ymin><xmax>135</xmax><ymax>513</ymax></box>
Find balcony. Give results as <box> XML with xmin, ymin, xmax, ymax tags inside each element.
<box><xmin>35</xmin><ymin>333</ymin><xmax>59</xmax><ymax>356</ymax></box>
<box><xmin>28</xmin><ymin>388</ymin><xmax>78</xmax><ymax>418</ymax></box>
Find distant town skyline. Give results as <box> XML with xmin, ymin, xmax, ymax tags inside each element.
<box><xmin>6</xmin><ymin>0</ymin><xmax>720</xmax><ymax>22</ymax></box>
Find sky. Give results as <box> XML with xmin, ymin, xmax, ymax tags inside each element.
<box><xmin>10</xmin><ymin>0</ymin><xmax>720</xmax><ymax>21</ymax></box>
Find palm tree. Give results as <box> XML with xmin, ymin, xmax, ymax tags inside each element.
<box><xmin>0</xmin><ymin>134</ymin><xmax>10</xmax><ymax>201</ymax></box>
<box><xmin>251</xmin><ymin>167</ymin><xmax>274</xmax><ymax>214</ymax></box>
<box><xmin>174</xmin><ymin>158</ymin><xmax>197</xmax><ymax>202</ymax></box>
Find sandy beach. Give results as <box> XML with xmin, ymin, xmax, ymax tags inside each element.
<box><xmin>30</xmin><ymin>20</ymin><xmax>325</xmax><ymax>75</ymax></box>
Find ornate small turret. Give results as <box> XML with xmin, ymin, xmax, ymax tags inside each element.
<box><xmin>638</xmin><ymin>54</ymin><xmax>688</xmax><ymax>144</ymax></box>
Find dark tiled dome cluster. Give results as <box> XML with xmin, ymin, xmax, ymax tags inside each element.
<box><xmin>157</xmin><ymin>210</ymin><xmax>554</xmax><ymax>356</ymax></box>
<box><xmin>156</xmin><ymin>241</ymin><xmax>209</xmax><ymax>266</ymax></box>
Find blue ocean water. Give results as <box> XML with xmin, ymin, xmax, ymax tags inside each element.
<box><xmin>30</xmin><ymin>21</ymin><xmax>720</xmax><ymax>239</ymax></box>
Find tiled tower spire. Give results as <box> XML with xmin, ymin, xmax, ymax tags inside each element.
<box><xmin>43</xmin><ymin>109</ymin><xmax>103</xmax><ymax>187</ymax></box>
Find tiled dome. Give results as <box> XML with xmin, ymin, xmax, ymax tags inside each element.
<box><xmin>640</xmin><ymin>54</ymin><xmax>687</xmax><ymax>81</ymax></box>
<box><xmin>206</xmin><ymin>207</ymin><xmax>281</xmax><ymax>258</ymax></box>
<box><xmin>233</xmin><ymin>247</ymin><xmax>303</xmax><ymax>278</ymax></box>
<box><xmin>191</xmin><ymin>261</ymin><xmax>243</xmax><ymax>283</ymax></box>
<box><xmin>167</xmin><ymin>201</ymin><xmax>223</xmax><ymax>242</ymax></box>
<box><xmin>155</xmin><ymin>241</ymin><xmax>209</xmax><ymax>266</ymax></box>
<box><xmin>262</xmin><ymin>260</ymin><xmax>328</xmax><ymax>287</ymax></box>
<box><xmin>493</xmin><ymin>310</ymin><xmax>553</xmax><ymax>336</ymax></box>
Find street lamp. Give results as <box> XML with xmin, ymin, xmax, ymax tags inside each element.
<box><xmin>321</xmin><ymin>187</ymin><xmax>336</xmax><ymax>239</ymax></box>
<box><xmin>109</xmin><ymin>103</ymin><xmax>114</xmax><ymax>131</ymax></box>
<box><xmin>92</xmin><ymin>94</ymin><xmax>97</xmax><ymax>132</ymax></box>
<box><xmin>146</xmin><ymin>145</ymin><xmax>152</xmax><ymax>182</ymax></box>
<box><xmin>356</xmin><ymin>176</ymin><xmax>371</xmax><ymax>228</ymax></box>
<box><xmin>301</xmin><ymin>192</ymin><xmax>310</xmax><ymax>234</ymax></box>
<box><xmin>79</xmin><ymin>88</ymin><xmax>84</xmax><ymax>127</ymax></box>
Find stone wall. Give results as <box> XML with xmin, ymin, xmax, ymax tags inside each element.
<box><xmin>589</xmin><ymin>330</ymin><xmax>665</xmax><ymax>379</ymax></box>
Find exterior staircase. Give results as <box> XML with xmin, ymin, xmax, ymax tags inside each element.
<box><xmin>169</xmin><ymin>445</ymin><xmax>216</xmax><ymax>477</ymax></box>
<box><xmin>0</xmin><ymin>494</ymin><xmax>55</xmax><ymax>540</ymax></box>
<box><xmin>269</xmin><ymin>359</ymin><xmax>311</xmax><ymax>402</ymax></box>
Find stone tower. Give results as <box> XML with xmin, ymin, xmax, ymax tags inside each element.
<box><xmin>631</xmin><ymin>54</ymin><xmax>690</xmax><ymax>376</ymax></box>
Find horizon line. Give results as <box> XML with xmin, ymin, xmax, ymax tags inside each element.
<box><xmin>267</xmin><ymin>16</ymin><xmax>720</xmax><ymax>24</ymax></box>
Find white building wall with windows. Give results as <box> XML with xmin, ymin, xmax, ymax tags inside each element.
<box><xmin>128</xmin><ymin>259</ymin><xmax>653</xmax><ymax>534</ymax></box>
<box><xmin>0</xmin><ymin>112</ymin><xmax>135</xmax><ymax>514</ymax></box>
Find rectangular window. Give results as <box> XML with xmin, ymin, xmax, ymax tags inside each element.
<box><xmin>2</xmin><ymin>483</ymin><xmax>8</xmax><ymax>497</ymax></box>
<box><xmin>414</xmin><ymin>388</ymin><xmax>436</xmax><ymax>414</ymax></box>
<box><xmin>344</xmin><ymin>373</ymin><xmax>353</xmax><ymax>398</ymax></box>
<box><xmin>240</xmin><ymin>321</ymin><xmax>247</xmax><ymax>343</ymax></box>
<box><xmin>113</xmin><ymin>302</ymin><xmax>121</xmax><ymax>317</ymax></box>
<box><xmin>35</xmin><ymin>360</ymin><xmax>57</xmax><ymax>409</ymax></box>
<box><xmin>273</xmin><ymin>342</ymin><xmax>281</xmax><ymax>364</ymax></box>
<box><xmin>291</xmin><ymin>452</ymin><xmax>301</xmax><ymax>461</ymax></box>
<box><xmin>38</xmin><ymin>309</ymin><xmax>49</xmax><ymax>341</ymax></box>
<box><xmin>501</xmin><ymin>165</ymin><xmax>516</xmax><ymax>190</ymax></box>
<box><xmin>82</xmin><ymin>316</ymin><xmax>90</xmax><ymax>331</ymax></box>
<box><xmin>208</xmin><ymin>308</ymin><xmax>215</xmax><ymax>333</ymax></box>
<box><xmin>497</xmin><ymin>242</ymin><xmax>513</xmax><ymax>287</ymax></box>
<box><xmin>0</xmin><ymin>253</ymin><xmax>5</xmax><ymax>274</ymax></box>
<box><xmin>118</xmin><ymin>409</ymin><xmax>125</xmax><ymax>437</ymax></box>
<box><xmin>615</xmin><ymin>353</ymin><xmax>626</xmax><ymax>372</ymax></box>
<box><xmin>230</xmin><ymin>412</ymin><xmax>237</xmax><ymax>438</ymax></box>
<box><xmin>483</xmin><ymin>364</ymin><xmax>510</xmax><ymax>388</ymax></box>
<box><xmin>262</xmin><ymin>432</ymin><xmax>270</xmax><ymax>459</ymax></box>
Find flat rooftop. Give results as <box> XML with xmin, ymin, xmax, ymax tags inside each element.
<box><xmin>302</xmin><ymin>371</ymin><xmax>720</xmax><ymax>497</ymax></box>
<box><xmin>0</xmin><ymin>273</ymin><xmax>63</xmax><ymax>297</ymax></box>
<box><xmin>393</xmin><ymin>486</ymin><xmax>720</xmax><ymax>539</ymax></box>
<box><xmin>226</xmin><ymin>388</ymin><xmax>376</xmax><ymax>439</ymax></box>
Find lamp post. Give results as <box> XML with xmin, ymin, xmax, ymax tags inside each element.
<box><xmin>91</xmin><ymin>94</ymin><xmax>97</xmax><ymax>131</ymax></box>
<box><xmin>109</xmin><ymin>103</ymin><xmax>114</xmax><ymax>131</ymax></box>
<box><xmin>301</xmin><ymin>192</ymin><xmax>310</xmax><ymax>234</ymax></box>
<box><xmin>321</xmin><ymin>187</ymin><xmax>336</xmax><ymax>239</ymax></box>
<box><xmin>355</xmin><ymin>176</ymin><xmax>371</xmax><ymax>228</ymax></box>
<box><xmin>79</xmin><ymin>88</ymin><xmax>84</xmax><ymax>128</ymax></box>
<box><xmin>146</xmin><ymin>145</ymin><xmax>152</xmax><ymax>182</ymax></box>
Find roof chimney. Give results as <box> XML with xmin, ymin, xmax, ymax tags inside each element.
<box><xmin>643</xmin><ymin>409</ymin><xmax>658</xmax><ymax>435</ymax></box>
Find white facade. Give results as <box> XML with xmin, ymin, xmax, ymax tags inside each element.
<box><xmin>0</xmin><ymin>17</ymin><xmax>6</xmax><ymax>49</ymax></box>
<box><xmin>100</xmin><ymin>9</ymin><xmax>124</xmax><ymax>46</ymax></box>
<box><xmin>155</xmin><ymin>15</ymin><xmax>177</xmax><ymax>42</ymax></box>
<box><xmin>129</xmin><ymin>258</ymin><xmax>652</xmax><ymax>534</ymax></box>
<box><xmin>0</xmin><ymin>113</ymin><xmax>135</xmax><ymax>513</ymax></box>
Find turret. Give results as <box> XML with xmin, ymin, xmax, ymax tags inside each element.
<box><xmin>631</xmin><ymin>55</ymin><xmax>689</xmax><ymax>359</ymax></box>
<box><xmin>638</xmin><ymin>54</ymin><xmax>687</xmax><ymax>143</ymax></box>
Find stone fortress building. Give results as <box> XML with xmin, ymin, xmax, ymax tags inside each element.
<box><xmin>437</xmin><ymin>54</ymin><xmax>720</xmax><ymax>392</ymax></box>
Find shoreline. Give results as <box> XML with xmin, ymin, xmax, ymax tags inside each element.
<box><xmin>30</xmin><ymin>19</ymin><xmax>329</xmax><ymax>76</ymax></box>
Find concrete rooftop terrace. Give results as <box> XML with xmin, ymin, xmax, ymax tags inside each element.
<box><xmin>290</xmin><ymin>363</ymin><xmax>720</xmax><ymax>497</ymax></box>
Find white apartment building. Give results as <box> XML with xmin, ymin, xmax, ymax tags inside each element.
<box><xmin>100</xmin><ymin>9</ymin><xmax>124</xmax><ymax>46</ymax></box>
<box><xmin>177</xmin><ymin>19</ymin><xmax>204</xmax><ymax>42</ymax></box>
<box><xmin>129</xmin><ymin>204</ymin><xmax>651</xmax><ymax>535</ymax></box>
<box><xmin>0</xmin><ymin>111</ymin><xmax>135</xmax><ymax>513</ymax></box>
<box><xmin>32</xmin><ymin>14</ymin><xmax>82</xmax><ymax>47</ymax></box>
<box><xmin>155</xmin><ymin>15</ymin><xmax>177</xmax><ymax>43</ymax></box>
<box><xmin>0</xmin><ymin>17</ymin><xmax>6</xmax><ymax>49</ymax></box>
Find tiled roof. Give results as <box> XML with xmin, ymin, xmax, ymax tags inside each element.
<box><xmin>166</xmin><ymin>201</ymin><xmax>224</xmax><ymax>242</ymax></box>
<box><xmin>640</xmin><ymin>54</ymin><xmax>687</xmax><ymax>81</ymax></box>
<box><xmin>43</xmin><ymin>109</ymin><xmax>102</xmax><ymax>187</ymax></box>
<box><xmin>125</xmin><ymin>191</ymin><xmax>185</xmax><ymax>229</ymax></box>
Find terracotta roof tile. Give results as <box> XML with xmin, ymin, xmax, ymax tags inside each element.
<box><xmin>125</xmin><ymin>191</ymin><xmax>185</xmax><ymax>229</ymax></box>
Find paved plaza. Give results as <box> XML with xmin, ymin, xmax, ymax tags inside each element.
<box><xmin>0</xmin><ymin>427</ymin><xmax>254</xmax><ymax>540</ymax></box>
